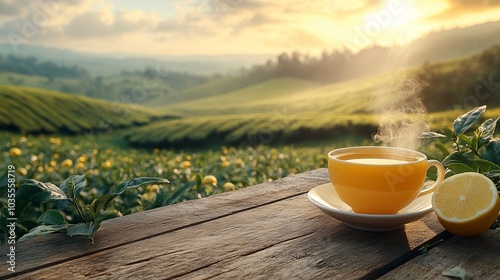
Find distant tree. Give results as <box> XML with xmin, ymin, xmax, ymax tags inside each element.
<box><xmin>0</xmin><ymin>55</ymin><xmax>88</xmax><ymax>79</ymax></box>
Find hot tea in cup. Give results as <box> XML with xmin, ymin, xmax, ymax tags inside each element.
<box><xmin>328</xmin><ymin>146</ymin><xmax>445</xmax><ymax>214</ymax></box>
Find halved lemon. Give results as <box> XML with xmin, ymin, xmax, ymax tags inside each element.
<box><xmin>431</xmin><ymin>172</ymin><xmax>500</xmax><ymax>237</ymax></box>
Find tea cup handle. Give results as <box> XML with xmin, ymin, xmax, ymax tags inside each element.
<box><xmin>417</xmin><ymin>160</ymin><xmax>445</xmax><ymax>197</ymax></box>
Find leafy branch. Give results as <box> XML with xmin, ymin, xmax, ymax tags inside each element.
<box><xmin>421</xmin><ymin>105</ymin><xmax>500</xmax><ymax>229</ymax></box>
<box><xmin>16</xmin><ymin>176</ymin><xmax>169</xmax><ymax>243</ymax></box>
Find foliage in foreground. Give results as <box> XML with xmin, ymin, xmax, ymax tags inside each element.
<box><xmin>423</xmin><ymin>105</ymin><xmax>500</xmax><ymax>229</ymax></box>
<box><xmin>1</xmin><ymin>132</ymin><xmax>350</xmax><ymax>243</ymax></box>
<box><xmin>17</xmin><ymin>176</ymin><xmax>169</xmax><ymax>243</ymax></box>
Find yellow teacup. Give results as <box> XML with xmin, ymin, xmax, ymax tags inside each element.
<box><xmin>328</xmin><ymin>146</ymin><xmax>445</xmax><ymax>214</ymax></box>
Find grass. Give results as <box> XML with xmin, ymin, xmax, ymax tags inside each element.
<box><xmin>0</xmin><ymin>85</ymin><xmax>177</xmax><ymax>134</ymax></box>
<box><xmin>124</xmin><ymin>72</ymin><xmax>426</xmax><ymax>147</ymax></box>
<box><xmin>143</xmin><ymin>73</ymin><xmax>276</xmax><ymax>108</ymax></box>
<box><xmin>157</xmin><ymin>75</ymin><xmax>391</xmax><ymax>116</ymax></box>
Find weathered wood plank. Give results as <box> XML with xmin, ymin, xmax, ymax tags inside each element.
<box><xmin>0</xmin><ymin>169</ymin><xmax>330</xmax><ymax>277</ymax></box>
<box><xmin>13</xmin><ymin>192</ymin><xmax>444</xmax><ymax>279</ymax></box>
<box><xmin>381</xmin><ymin>229</ymin><xmax>500</xmax><ymax>280</ymax></box>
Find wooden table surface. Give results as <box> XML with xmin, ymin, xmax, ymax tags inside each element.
<box><xmin>1</xmin><ymin>168</ymin><xmax>499</xmax><ymax>279</ymax></box>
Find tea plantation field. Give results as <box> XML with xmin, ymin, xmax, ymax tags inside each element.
<box><xmin>0</xmin><ymin>85</ymin><xmax>176</xmax><ymax>134</ymax></box>
<box><xmin>0</xmin><ymin>131</ymin><xmax>379</xmax><ymax>242</ymax></box>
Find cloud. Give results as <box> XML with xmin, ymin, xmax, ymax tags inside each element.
<box><xmin>0</xmin><ymin>0</ymin><xmax>34</xmax><ymax>16</ymax></box>
<box><xmin>0</xmin><ymin>0</ymin><xmax>99</xmax><ymax>35</ymax></box>
<box><xmin>64</xmin><ymin>10</ymin><xmax>156</xmax><ymax>38</ymax></box>
<box><xmin>430</xmin><ymin>0</ymin><xmax>500</xmax><ymax>19</ymax></box>
<box><xmin>0</xmin><ymin>0</ymin><xmax>498</xmax><ymax>56</ymax></box>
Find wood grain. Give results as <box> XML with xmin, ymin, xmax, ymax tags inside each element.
<box><xmin>0</xmin><ymin>169</ymin><xmax>330</xmax><ymax>277</ymax></box>
<box><xmin>381</xmin><ymin>229</ymin><xmax>500</xmax><ymax>280</ymax></box>
<box><xmin>10</xmin><ymin>193</ymin><xmax>443</xmax><ymax>279</ymax></box>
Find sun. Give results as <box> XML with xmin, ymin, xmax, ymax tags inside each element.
<box><xmin>385</xmin><ymin>1</ymin><xmax>418</xmax><ymax>30</ymax></box>
<box><xmin>353</xmin><ymin>1</ymin><xmax>422</xmax><ymax>46</ymax></box>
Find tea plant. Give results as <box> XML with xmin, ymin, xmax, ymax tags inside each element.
<box><xmin>422</xmin><ymin>105</ymin><xmax>500</xmax><ymax>228</ymax></box>
<box><xmin>16</xmin><ymin>176</ymin><xmax>169</xmax><ymax>243</ymax></box>
<box><xmin>2</xmin><ymin>131</ymin><xmax>353</xmax><ymax>243</ymax></box>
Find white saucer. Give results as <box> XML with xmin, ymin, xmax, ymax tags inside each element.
<box><xmin>307</xmin><ymin>183</ymin><xmax>433</xmax><ymax>232</ymax></box>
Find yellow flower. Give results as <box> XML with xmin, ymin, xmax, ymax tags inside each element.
<box><xmin>223</xmin><ymin>182</ymin><xmax>235</xmax><ymax>191</ymax></box>
<box><xmin>235</xmin><ymin>158</ymin><xmax>245</xmax><ymax>167</ymax></box>
<box><xmin>18</xmin><ymin>167</ymin><xmax>28</xmax><ymax>176</ymax></box>
<box><xmin>61</xmin><ymin>159</ymin><xmax>73</xmax><ymax>168</ymax></box>
<box><xmin>146</xmin><ymin>184</ymin><xmax>160</xmax><ymax>193</ymax></box>
<box><xmin>180</xmin><ymin>161</ymin><xmax>191</xmax><ymax>169</ymax></box>
<box><xmin>141</xmin><ymin>192</ymin><xmax>156</xmax><ymax>202</ymax></box>
<box><xmin>46</xmin><ymin>167</ymin><xmax>55</xmax><ymax>173</ymax></box>
<box><xmin>9</xmin><ymin>147</ymin><xmax>22</xmax><ymax>157</ymax></box>
<box><xmin>102</xmin><ymin>160</ymin><xmax>112</xmax><ymax>170</ymax></box>
<box><xmin>49</xmin><ymin>137</ymin><xmax>61</xmax><ymax>145</ymax></box>
<box><xmin>202</xmin><ymin>175</ymin><xmax>218</xmax><ymax>186</ymax></box>
<box><xmin>77</xmin><ymin>155</ymin><xmax>87</xmax><ymax>163</ymax></box>
<box><xmin>75</xmin><ymin>162</ymin><xmax>85</xmax><ymax>170</ymax></box>
<box><xmin>49</xmin><ymin>160</ymin><xmax>57</xmax><ymax>167</ymax></box>
<box><xmin>221</xmin><ymin>160</ymin><xmax>230</xmax><ymax>167</ymax></box>
<box><xmin>53</xmin><ymin>153</ymin><xmax>60</xmax><ymax>159</ymax></box>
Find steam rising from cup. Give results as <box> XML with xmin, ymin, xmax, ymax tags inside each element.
<box><xmin>372</xmin><ymin>48</ymin><xmax>429</xmax><ymax>150</ymax></box>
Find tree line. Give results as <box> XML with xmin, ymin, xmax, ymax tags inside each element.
<box><xmin>416</xmin><ymin>45</ymin><xmax>500</xmax><ymax>112</ymax></box>
<box><xmin>0</xmin><ymin>55</ymin><xmax>88</xmax><ymax>82</ymax></box>
<box><xmin>241</xmin><ymin>45</ymin><xmax>392</xmax><ymax>84</ymax></box>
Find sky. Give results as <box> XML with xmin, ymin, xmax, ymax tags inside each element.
<box><xmin>1</xmin><ymin>0</ymin><xmax>500</xmax><ymax>57</ymax></box>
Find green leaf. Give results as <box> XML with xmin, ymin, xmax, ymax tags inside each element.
<box><xmin>89</xmin><ymin>193</ymin><xmax>116</xmax><ymax>215</ymax></box>
<box><xmin>484</xmin><ymin>171</ymin><xmax>500</xmax><ymax>190</ymax></box>
<box><xmin>113</xmin><ymin>177</ymin><xmax>169</xmax><ymax>195</ymax></box>
<box><xmin>67</xmin><ymin>223</ymin><xmax>96</xmax><ymax>243</ymax></box>
<box><xmin>17</xmin><ymin>179</ymin><xmax>68</xmax><ymax>203</ymax></box>
<box><xmin>483</xmin><ymin>140</ymin><xmax>500</xmax><ymax>165</ymax></box>
<box><xmin>37</xmin><ymin>209</ymin><xmax>67</xmax><ymax>225</ymax></box>
<box><xmin>446</xmin><ymin>162</ymin><xmax>475</xmax><ymax>174</ymax></box>
<box><xmin>452</xmin><ymin>105</ymin><xmax>486</xmax><ymax>134</ymax></box>
<box><xmin>162</xmin><ymin>181</ymin><xmax>195</xmax><ymax>206</ymax></box>
<box><xmin>195</xmin><ymin>174</ymin><xmax>202</xmax><ymax>186</ymax></box>
<box><xmin>472</xmin><ymin>159</ymin><xmax>500</xmax><ymax>172</ymax></box>
<box><xmin>59</xmin><ymin>175</ymin><xmax>87</xmax><ymax>202</ymax></box>
<box><xmin>457</xmin><ymin>134</ymin><xmax>474</xmax><ymax>147</ymax></box>
<box><xmin>443</xmin><ymin>151</ymin><xmax>476</xmax><ymax>168</ymax></box>
<box><xmin>18</xmin><ymin>224</ymin><xmax>69</xmax><ymax>242</ymax></box>
<box><xmin>80</xmin><ymin>204</ymin><xmax>95</xmax><ymax>223</ymax></box>
<box><xmin>478</xmin><ymin>117</ymin><xmax>499</xmax><ymax>140</ymax></box>
<box><xmin>419</xmin><ymin>132</ymin><xmax>446</xmax><ymax>139</ymax></box>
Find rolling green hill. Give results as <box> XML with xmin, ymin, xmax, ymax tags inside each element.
<box><xmin>0</xmin><ymin>85</ymin><xmax>176</xmax><ymax>134</ymax></box>
<box><xmin>3</xmin><ymin>45</ymin><xmax>500</xmax><ymax>148</ymax></box>
<box><xmin>125</xmin><ymin>74</ymin><xmax>409</xmax><ymax>146</ymax></box>
<box><xmin>126</xmin><ymin>45</ymin><xmax>500</xmax><ymax>147</ymax></box>
<box><xmin>159</xmin><ymin>77</ymin><xmax>324</xmax><ymax>115</ymax></box>
<box><xmin>142</xmin><ymin>73</ymin><xmax>276</xmax><ymax>108</ymax></box>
